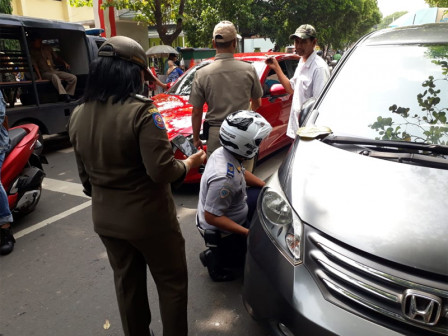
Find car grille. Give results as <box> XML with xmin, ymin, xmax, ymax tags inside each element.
<box><xmin>305</xmin><ymin>229</ymin><xmax>448</xmax><ymax>335</ymax></box>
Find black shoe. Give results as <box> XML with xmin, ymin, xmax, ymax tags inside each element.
<box><xmin>0</xmin><ymin>227</ymin><xmax>16</xmax><ymax>255</ymax></box>
<box><xmin>200</xmin><ymin>249</ymin><xmax>234</xmax><ymax>282</ymax></box>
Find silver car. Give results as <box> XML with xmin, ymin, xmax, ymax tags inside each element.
<box><xmin>243</xmin><ymin>23</ymin><xmax>448</xmax><ymax>336</ymax></box>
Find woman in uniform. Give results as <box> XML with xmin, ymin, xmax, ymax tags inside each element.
<box><xmin>69</xmin><ymin>36</ymin><xmax>206</xmax><ymax>336</ymax></box>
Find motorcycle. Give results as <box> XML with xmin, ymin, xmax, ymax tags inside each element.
<box><xmin>2</xmin><ymin>123</ymin><xmax>47</xmax><ymax>216</ymax></box>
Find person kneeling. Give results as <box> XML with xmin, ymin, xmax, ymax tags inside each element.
<box><xmin>197</xmin><ymin>110</ymin><xmax>272</xmax><ymax>282</ymax></box>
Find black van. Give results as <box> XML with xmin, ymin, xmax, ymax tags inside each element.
<box><xmin>0</xmin><ymin>14</ymin><xmax>105</xmax><ymax>135</ymax></box>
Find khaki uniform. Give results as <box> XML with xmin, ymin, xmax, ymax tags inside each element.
<box><xmin>30</xmin><ymin>45</ymin><xmax>77</xmax><ymax>95</ymax></box>
<box><xmin>69</xmin><ymin>95</ymin><xmax>188</xmax><ymax>336</ymax></box>
<box><xmin>189</xmin><ymin>53</ymin><xmax>263</xmax><ymax>156</ymax></box>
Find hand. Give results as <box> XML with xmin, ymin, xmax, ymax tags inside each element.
<box><xmin>193</xmin><ymin>138</ymin><xmax>204</xmax><ymax>150</ymax></box>
<box><xmin>185</xmin><ymin>149</ymin><xmax>206</xmax><ymax>170</ymax></box>
<box><xmin>265</xmin><ymin>56</ymin><xmax>279</xmax><ymax>69</ymax></box>
<box><xmin>64</xmin><ymin>62</ymin><xmax>71</xmax><ymax>70</ymax></box>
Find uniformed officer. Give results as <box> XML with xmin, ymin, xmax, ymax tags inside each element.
<box><xmin>197</xmin><ymin>110</ymin><xmax>272</xmax><ymax>281</ymax></box>
<box><xmin>68</xmin><ymin>36</ymin><xmax>206</xmax><ymax>336</ymax></box>
<box><xmin>189</xmin><ymin>21</ymin><xmax>264</xmax><ymax>167</ymax></box>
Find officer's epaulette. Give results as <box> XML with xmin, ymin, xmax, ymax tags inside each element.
<box><xmin>226</xmin><ymin>162</ymin><xmax>235</xmax><ymax>178</ymax></box>
<box><xmin>130</xmin><ymin>93</ymin><xmax>153</xmax><ymax>103</ymax></box>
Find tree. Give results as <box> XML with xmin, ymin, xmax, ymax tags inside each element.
<box><xmin>425</xmin><ymin>0</ymin><xmax>448</xmax><ymax>6</ymax></box>
<box><xmin>0</xmin><ymin>0</ymin><xmax>12</xmax><ymax>14</ymax></box>
<box><xmin>253</xmin><ymin>0</ymin><xmax>381</xmax><ymax>52</ymax></box>
<box><xmin>184</xmin><ymin>0</ymin><xmax>381</xmax><ymax>51</ymax></box>
<box><xmin>369</xmin><ymin>47</ymin><xmax>448</xmax><ymax>145</ymax></box>
<box><xmin>70</xmin><ymin>0</ymin><xmax>185</xmax><ymax>46</ymax></box>
<box><xmin>377</xmin><ymin>11</ymin><xmax>408</xmax><ymax>30</ymax></box>
<box><xmin>183</xmin><ymin>0</ymin><xmax>257</xmax><ymax>48</ymax></box>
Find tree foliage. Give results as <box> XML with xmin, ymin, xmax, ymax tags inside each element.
<box><xmin>184</xmin><ymin>0</ymin><xmax>381</xmax><ymax>51</ymax></box>
<box><xmin>370</xmin><ymin>47</ymin><xmax>448</xmax><ymax>145</ymax></box>
<box><xmin>258</xmin><ymin>0</ymin><xmax>381</xmax><ymax>51</ymax></box>
<box><xmin>0</xmin><ymin>0</ymin><xmax>12</xmax><ymax>14</ymax></box>
<box><xmin>71</xmin><ymin>0</ymin><xmax>381</xmax><ymax>51</ymax></box>
<box><xmin>183</xmin><ymin>0</ymin><xmax>257</xmax><ymax>48</ymax></box>
<box><xmin>425</xmin><ymin>0</ymin><xmax>448</xmax><ymax>7</ymax></box>
<box><xmin>377</xmin><ymin>11</ymin><xmax>408</xmax><ymax>30</ymax></box>
<box><xmin>70</xmin><ymin>0</ymin><xmax>186</xmax><ymax>46</ymax></box>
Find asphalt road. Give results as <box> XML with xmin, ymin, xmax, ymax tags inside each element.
<box><xmin>0</xmin><ymin>135</ymin><xmax>288</xmax><ymax>336</ymax></box>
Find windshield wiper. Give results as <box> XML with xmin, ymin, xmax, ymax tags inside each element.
<box><xmin>322</xmin><ymin>135</ymin><xmax>448</xmax><ymax>155</ymax></box>
<box><xmin>361</xmin><ymin>150</ymin><xmax>448</xmax><ymax>169</ymax></box>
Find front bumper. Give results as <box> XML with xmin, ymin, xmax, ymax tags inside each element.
<box><xmin>243</xmin><ymin>212</ymin><xmax>408</xmax><ymax>336</ymax></box>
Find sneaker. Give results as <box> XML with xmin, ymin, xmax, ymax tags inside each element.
<box><xmin>0</xmin><ymin>227</ymin><xmax>16</xmax><ymax>255</ymax></box>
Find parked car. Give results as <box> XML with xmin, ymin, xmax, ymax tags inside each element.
<box><xmin>151</xmin><ymin>52</ymin><xmax>298</xmax><ymax>183</ymax></box>
<box><xmin>243</xmin><ymin>23</ymin><xmax>448</xmax><ymax>336</ymax></box>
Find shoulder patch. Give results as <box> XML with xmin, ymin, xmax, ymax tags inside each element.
<box><xmin>153</xmin><ymin>112</ymin><xmax>166</xmax><ymax>130</ymax></box>
<box><xmin>219</xmin><ymin>186</ymin><xmax>231</xmax><ymax>199</ymax></box>
<box><xmin>226</xmin><ymin>162</ymin><xmax>235</xmax><ymax>178</ymax></box>
<box><xmin>147</xmin><ymin>107</ymin><xmax>159</xmax><ymax>115</ymax></box>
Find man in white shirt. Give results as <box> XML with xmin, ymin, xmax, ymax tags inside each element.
<box><xmin>266</xmin><ymin>24</ymin><xmax>330</xmax><ymax>138</ymax></box>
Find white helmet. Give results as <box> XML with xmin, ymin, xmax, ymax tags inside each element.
<box><xmin>219</xmin><ymin>110</ymin><xmax>272</xmax><ymax>159</ymax></box>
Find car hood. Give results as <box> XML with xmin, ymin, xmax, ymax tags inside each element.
<box><xmin>287</xmin><ymin>139</ymin><xmax>448</xmax><ymax>275</ymax></box>
<box><xmin>151</xmin><ymin>93</ymin><xmax>198</xmax><ymax>140</ymax></box>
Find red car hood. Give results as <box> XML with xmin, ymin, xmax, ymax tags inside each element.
<box><xmin>152</xmin><ymin>93</ymin><xmax>204</xmax><ymax>140</ymax></box>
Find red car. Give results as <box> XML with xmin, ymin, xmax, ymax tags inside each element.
<box><xmin>152</xmin><ymin>52</ymin><xmax>299</xmax><ymax>183</ymax></box>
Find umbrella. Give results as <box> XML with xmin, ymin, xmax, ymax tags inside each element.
<box><xmin>146</xmin><ymin>45</ymin><xmax>179</xmax><ymax>58</ymax></box>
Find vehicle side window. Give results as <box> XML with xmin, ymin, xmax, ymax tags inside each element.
<box><xmin>285</xmin><ymin>60</ymin><xmax>299</xmax><ymax>78</ymax></box>
<box><xmin>0</xmin><ymin>35</ymin><xmax>26</xmax><ymax>106</ymax></box>
<box><xmin>263</xmin><ymin>61</ymin><xmax>288</xmax><ymax>96</ymax></box>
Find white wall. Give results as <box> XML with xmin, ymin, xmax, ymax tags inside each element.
<box><xmin>243</xmin><ymin>37</ymin><xmax>275</xmax><ymax>52</ymax></box>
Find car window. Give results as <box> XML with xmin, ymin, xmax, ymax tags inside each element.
<box><xmin>251</xmin><ymin>61</ymin><xmax>266</xmax><ymax>79</ymax></box>
<box><xmin>167</xmin><ymin>61</ymin><xmax>211</xmax><ymax>95</ymax></box>
<box><xmin>263</xmin><ymin>61</ymin><xmax>289</xmax><ymax>96</ymax></box>
<box><xmin>285</xmin><ymin>59</ymin><xmax>299</xmax><ymax>78</ymax></box>
<box><xmin>315</xmin><ymin>44</ymin><xmax>448</xmax><ymax>146</ymax></box>
<box><xmin>168</xmin><ymin>59</ymin><xmax>262</xmax><ymax>96</ymax></box>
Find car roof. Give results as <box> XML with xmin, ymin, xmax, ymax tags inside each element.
<box><xmin>233</xmin><ymin>52</ymin><xmax>294</xmax><ymax>62</ymax></box>
<box><xmin>360</xmin><ymin>23</ymin><xmax>448</xmax><ymax>46</ymax></box>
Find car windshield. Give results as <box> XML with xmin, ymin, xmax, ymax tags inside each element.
<box><xmin>250</xmin><ymin>61</ymin><xmax>267</xmax><ymax>78</ymax></box>
<box><xmin>167</xmin><ymin>61</ymin><xmax>212</xmax><ymax>96</ymax></box>
<box><xmin>315</xmin><ymin>44</ymin><xmax>448</xmax><ymax>146</ymax></box>
<box><xmin>166</xmin><ymin>59</ymin><xmax>264</xmax><ymax>96</ymax></box>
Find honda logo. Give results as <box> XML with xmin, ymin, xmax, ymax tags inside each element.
<box><xmin>402</xmin><ymin>289</ymin><xmax>442</xmax><ymax>326</ymax></box>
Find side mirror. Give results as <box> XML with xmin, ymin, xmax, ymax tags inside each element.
<box><xmin>299</xmin><ymin>97</ymin><xmax>316</xmax><ymax>127</ymax></box>
<box><xmin>269</xmin><ymin>83</ymin><xmax>287</xmax><ymax>97</ymax></box>
<box><xmin>166</xmin><ymin>81</ymin><xmax>174</xmax><ymax>90</ymax></box>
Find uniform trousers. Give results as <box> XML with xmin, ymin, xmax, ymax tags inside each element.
<box><xmin>42</xmin><ymin>70</ymin><xmax>77</xmax><ymax>95</ymax></box>
<box><xmin>205</xmin><ymin>187</ymin><xmax>262</xmax><ymax>268</ymax></box>
<box><xmin>99</xmin><ymin>231</ymin><xmax>188</xmax><ymax>336</ymax></box>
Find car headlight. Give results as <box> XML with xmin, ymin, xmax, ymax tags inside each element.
<box><xmin>259</xmin><ymin>185</ymin><xmax>303</xmax><ymax>265</ymax></box>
